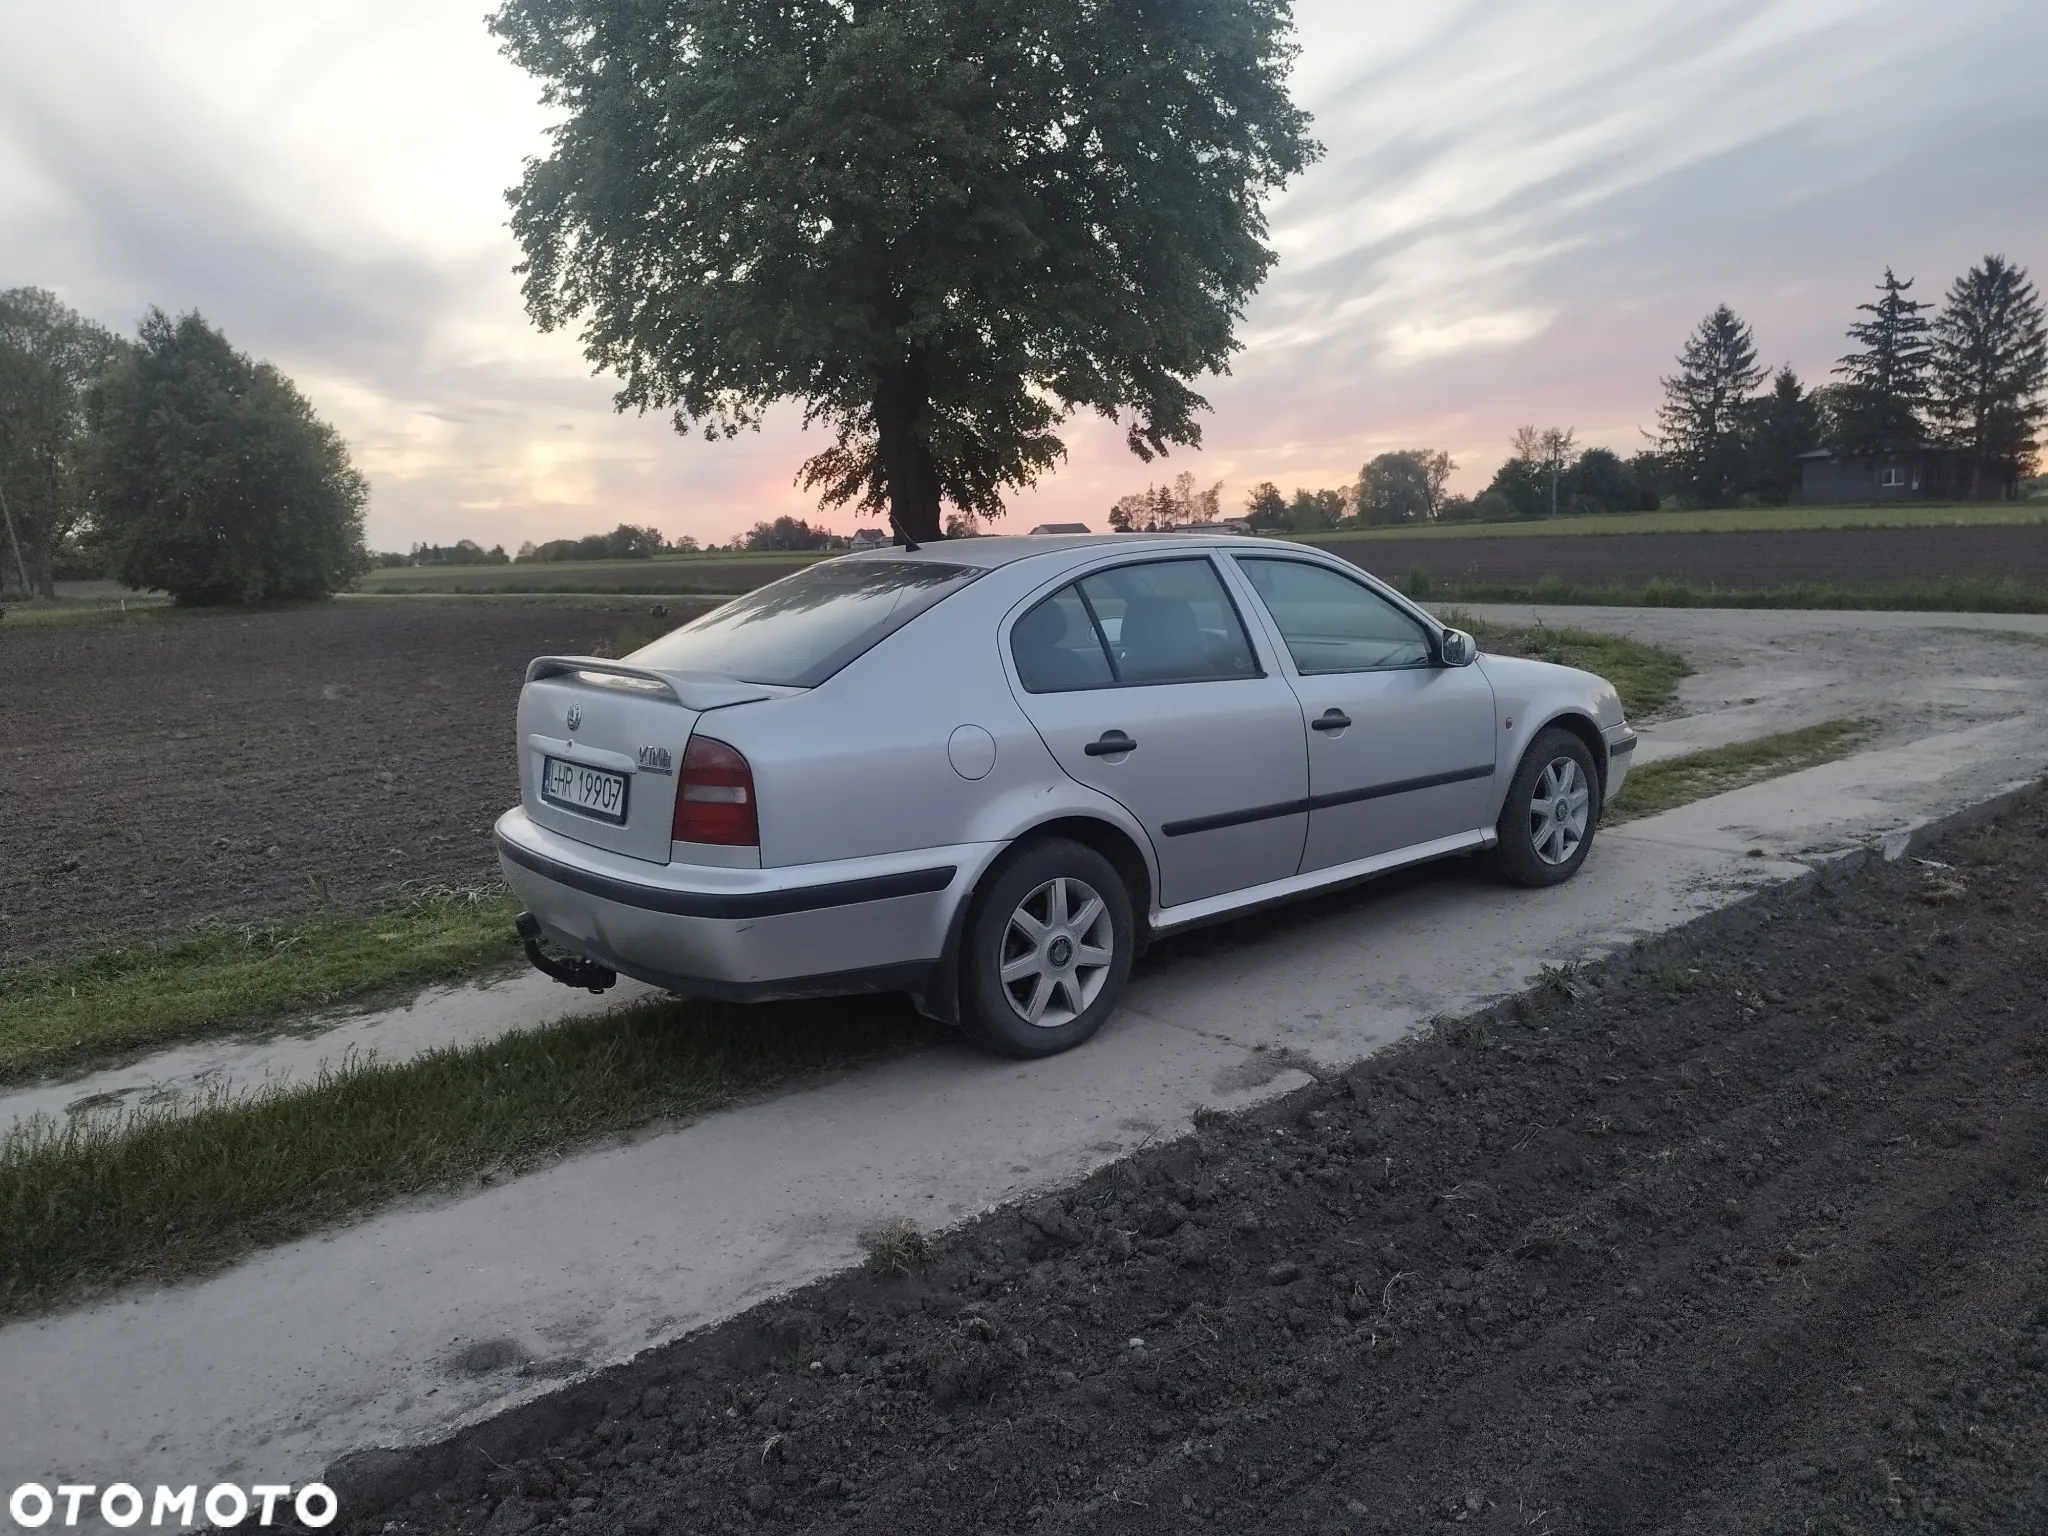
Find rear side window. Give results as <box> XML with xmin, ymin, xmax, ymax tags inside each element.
<box><xmin>627</xmin><ymin>559</ymin><xmax>981</xmax><ymax>688</ymax></box>
<box><xmin>1077</xmin><ymin>559</ymin><xmax>1259</xmax><ymax>685</ymax></box>
<box><xmin>1011</xmin><ymin>585</ymin><xmax>1116</xmax><ymax>693</ymax></box>
<box><xmin>1236</xmin><ymin>557</ymin><xmax>1433</xmax><ymax>673</ymax></box>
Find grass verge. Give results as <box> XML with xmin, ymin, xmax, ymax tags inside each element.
<box><xmin>0</xmin><ymin>996</ymin><xmax>941</xmax><ymax>1318</ymax></box>
<box><xmin>1607</xmin><ymin>718</ymin><xmax>1875</xmax><ymax>823</ymax></box>
<box><xmin>1396</xmin><ymin>573</ymin><xmax>2048</xmax><ymax>614</ymax></box>
<box><xmin>0</xmin><ymin>886</ymin><xmax>523</xmax><ymax>1083</ymax></box>
<box><xmin>1439</xmin><ymin>608</ymin><xmax>1691</xmax><ymax>719</ymax></box>
<box><xmin>1301</xmin><ymin>501</ymin><xmax>2048</xmax><ymax>542</ymax></box>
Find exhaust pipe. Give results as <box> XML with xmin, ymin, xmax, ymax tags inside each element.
<box><xmin>516</xmin><ymin>912</ymin><xmax>617</xmax><ymax>993</ymax></box>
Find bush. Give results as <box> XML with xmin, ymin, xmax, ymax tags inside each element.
<box><xmin>92</xmin><ymin>311</ymin><xmax>367</xmax><ymax>604</ymax></box>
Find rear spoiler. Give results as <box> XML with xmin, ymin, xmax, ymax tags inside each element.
<box><xmin>524</xmin><ymin>656</ymin><xmax>775</xmax><ymax>712</ymax></box>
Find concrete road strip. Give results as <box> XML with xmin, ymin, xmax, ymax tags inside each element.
<box><xmin>3</xmin><ymin>607</ymin><xmax>2046</xmax><ymax>1501</ymax></box>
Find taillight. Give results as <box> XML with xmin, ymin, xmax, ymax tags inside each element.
<box><xmin>672</xmin><ymin>735</ymin><xmax>758</xmax><ymax>846</ymax></box>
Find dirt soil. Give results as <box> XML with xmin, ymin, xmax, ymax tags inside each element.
<box><xmin>329</xmin><ymin>790</ymin><xmax>2048</xmax><ymax>1536</ymax></box>
<box><xmin>0</xmin><ymin>602</ymin><xmax>655</xmax><ymax>963</ymax></box>
<box><xmin>1334</xmin><ymin>525</ymin><xmax>2048</xmax><ymax>590</ymax></box>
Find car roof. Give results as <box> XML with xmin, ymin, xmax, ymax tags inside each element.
<box><xmin>837</xmin><ymin>531</ymin><xmax>1300</xmax><ymax>571</ymax></box>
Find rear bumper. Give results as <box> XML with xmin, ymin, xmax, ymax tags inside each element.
<box><xmin>1603</xmin><ymin>725</ymin><xmax>1638</xmax><ymax>806</ymax></box>
<box><xmin>494</xmin><ymin>808</ymin><xmax>997</xmax><ymax>1002</ymax></box>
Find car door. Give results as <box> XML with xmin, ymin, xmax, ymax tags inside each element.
<box><xmin>1006</xmin><ymin>556</ymin><xmax>1309</xmax><ymax>909</ymax></box>
<box><xmin>1231</xmin><ymin>555</ymin><xmax>1498</xmax><ymax>874</ymax></box>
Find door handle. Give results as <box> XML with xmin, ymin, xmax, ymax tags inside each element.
<box><xmin>1084</xmin><ymin>730</ymin><xmax>1137</xmax><ymax>757</ymax></box>
<box><xmin>1311</xmin><ymin>709</ymin><xmax>1352</xmax><ymax>733</ymax></box>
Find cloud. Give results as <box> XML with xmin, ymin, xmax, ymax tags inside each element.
<box><xmin>2</xmin><ymin>0</ymin><xmax>2043</xmax><ymax>543</ymax></box>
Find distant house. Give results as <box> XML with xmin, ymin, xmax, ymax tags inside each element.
<box><xmin>1028</xmin><ymin>522</ymin><xmax>1091</xmax><ymax>535</ymax></box>
<box><xmin>1217</xmin><ymin>518</ymin><xmax>1253</xmax><ymax>534</ymax></box>
<box><xmin>1798</xmin><ymin>446</ymin><xmax>2011</xmax><ymax>503</ymax></box>
<box><xmin>848</xmin><ymin>527</ymin><xmax>889</xmax><ymax>551</ymax></box>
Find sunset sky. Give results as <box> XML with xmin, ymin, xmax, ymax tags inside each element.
<box><xmin>4</xmin><ymin>0</ymin><xmax>2044</xmax><ymax>550</ymax></box>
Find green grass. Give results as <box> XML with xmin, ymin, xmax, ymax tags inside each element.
<box><xmin>0</xmin><ymin>595</ymin><xmax>178</xmax><ymax>629</ymax></box>
<box><xmin>1398</xmin><ymin>573</ymin><xmax>2048</xmax><ymax>614</ymax></box>
<box><xmin>1301</xmin><ymin>501</ymin><xmax>2048</xmax><ymax>543</ymax></box>
<box><xmin>1607</xmin><ymin>718</ymin><xmax>1875</xmax><ymax>823</ymax></box>
<box><xmin>1439</xmin><ymin>608</ymin><xmax>1691</xmax><ymax>719</ymax></box>
<box><xmin>0</xmin><ymin>996</ymin><xmax>942</xmax><ymax>1317</ymax></box>
<box><xmin>355</xmin><ymin>552</ymin><xmax>831</xmax><ymax>596</ymax></box>
<box><xmin>0</xmin><ymin>887</ymin><xmax>524</xmax><ymax>1083</ymax></box>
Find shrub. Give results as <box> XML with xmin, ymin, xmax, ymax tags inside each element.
<box><xmin>91</xmin><ymin>310</ymin><xmax>367</xmax><ymax>605</ymax></box>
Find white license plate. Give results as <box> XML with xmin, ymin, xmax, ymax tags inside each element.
<box><xmin>541</xmin><ymin>756</ymin><xmax>629</xmax><ymax>824</ymax></box>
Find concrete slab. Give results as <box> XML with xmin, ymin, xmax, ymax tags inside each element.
<box><xmin>0</xmin><ymin>972</ymin><xmax>658</xmax><ymax>1141</ymax></box>
<box><xmin>4</xmin><ymin>607</ymin><xmax>2046</xmax><ymax>1504</ymax></box>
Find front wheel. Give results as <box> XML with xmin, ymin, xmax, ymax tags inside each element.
<box><xmin>1491</xmin><ymin>728</ymin><xmax>1600</xmax><ymax>887</ymax></box>
<box><xmin>959</xmin><ymin>839</ymin><xmax>1134</xmax><ymax>1058</ymax></box>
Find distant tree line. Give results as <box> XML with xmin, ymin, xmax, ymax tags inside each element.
<box><xmin>1106</xmin><ymin>253</ymin><xmax>2046</xmax><ymax>534</ymax></box>
<box><xmin>1649</xmin><ymin>255</ymin><xmax>2044</xmax><ymax>508</ymax></box>
<box><xmin>0</xmin><ymin>290</ymin><xmax>368</xmax><ymax>603</ymax></box>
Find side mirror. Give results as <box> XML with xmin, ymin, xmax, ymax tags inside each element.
<box><xmin>1439</xmin><ymin>628</ymin><xmax>1477</xmax><ymax>667</ymax></box>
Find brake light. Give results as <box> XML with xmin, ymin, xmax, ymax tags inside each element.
<box><xmin>672</xmin><ymin>735</ymin><xmax>758</xmax><ymax>846</ymax></box>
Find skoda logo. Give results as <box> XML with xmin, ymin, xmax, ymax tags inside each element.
<box><xmin>566</xmin><ymin>704</ymin><xmax>582</xmax><ymax>731</ymax></box>
<box><xmin>1048</xmin><ymin>935</ymin><xmax>1074</xmax><ymax>969</ymax></box>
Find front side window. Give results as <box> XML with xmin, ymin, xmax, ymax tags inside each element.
<box><xmin>1076</xmin><ymin>559</ymin><xmax>1260</xmax><ymax>685</ymax></box>
<box><xmin>627</xmin><ymin>558</ymin><xmax>981</xmax><ymax>688</ymax></box>
<box><xmin>1236</xmin><ymin>558</ymin><xmax>1434</xmax><ymax>673</ymax></box>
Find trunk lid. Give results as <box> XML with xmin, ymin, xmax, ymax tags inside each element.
<box><xmin>515</xmin><ymin>657</ymin><xmax>777</xmax><ymax>863</ymax></box>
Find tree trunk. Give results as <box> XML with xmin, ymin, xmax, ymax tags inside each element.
<box><xmin>29</xmin><ymin>539</ymin><xmax>56</xmax><ymax>599</ymax></box>
<box><xmin>873</xmin><ymin>354</ymin><xmax>945</xmax><ymax>544</ymax></box>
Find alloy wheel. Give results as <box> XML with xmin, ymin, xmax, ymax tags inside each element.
<box><xmin>999</xmin><ymin>876</ymin><xmax>1115</xmax><ymax>1028</ymax></box>
<box><xmin>1529</xmin><ymin>756</ymin><xmax>1591</xmax><ymax>866</ymax></box>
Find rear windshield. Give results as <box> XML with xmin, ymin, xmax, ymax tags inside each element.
<box><xmin>625</xmin><ymin>558</ymin><xmax>982</xmax><ymax>688</ymax></box>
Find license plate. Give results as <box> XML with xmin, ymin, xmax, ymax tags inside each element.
<box><xmin>540</xmin><ymin>756</ymin><xmax>629</xmax><ymax>824</ymax></box>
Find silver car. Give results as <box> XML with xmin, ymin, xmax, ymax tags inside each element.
<box><xmin>497</xmin><ymin>534</ymin><xmax>1636</xmax><ymax>1056</ymax></box>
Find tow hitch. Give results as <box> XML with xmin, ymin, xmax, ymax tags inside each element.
<box><xmin>516</xmin><ymin>911</ymin><xmax>617</xmax><ymax>993</ymax></box>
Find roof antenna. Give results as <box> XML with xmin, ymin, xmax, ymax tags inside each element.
<box><xmin>889</xmin><ymin>504</ymin><xmax>920</xmax><ymax>553</ymax></box>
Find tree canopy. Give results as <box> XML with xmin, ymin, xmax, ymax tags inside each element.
<box><xmin>0</xmin><ymin>287</ymin><xmax>125</xmax><ymax>596</ymax></box>
<box><xmin>1657</xmin><ymin>305</ymin><xmax>1763</xmax><ymax>506</ymax></box>
<box><xmin>1356</xmin><ymin>450</ymin><xmax>1452</xmax><ymax>524</ymax></box>
<box><xmin>93</xmin><ymin>310</ymin><xmax>368</xmax><ymax>604</ymax></box>
<box><xmin>1831</xmin><ymin>268</ymin><xmax>1934</xmax><ymax>455</ymax></box>
<box><xmin>1930</xmin><ymin>254</ymin><xmax>2046</xmax><ymax>496</ymax></box>
<box><xmin>490</xmin><ymin>0</ymin><xmax>1319</xmax><ymax>543</ymax></box>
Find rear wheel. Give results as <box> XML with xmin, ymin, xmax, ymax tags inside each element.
<box><xmin>959</xmin><ymin>839</ymin><xmax>1134</xmax><ymax>1058</ymax></box>
<box><xmin>1491</xmin><ymin>728</ymin><xmax>1599</xmax><ymax>887</ymax></box>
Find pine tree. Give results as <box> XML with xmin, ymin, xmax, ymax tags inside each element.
<box><xmin>1741</xmin><ymin>366</ymin><xmax>1822</xmax><ymax>503</ymax></box>
<box><xmin>1830</xmin><ymin>268</ymin><xmax>1934</xmax><ymax>455</ymax></box>
<box><xmin>1930</xmin><ymin>255</ymin><xmax>2048</xmax><ymax>498</ymax></box>
<box><xmin>1656</xmin><ymin>305</ymin><xmax>1764</xmax><ymax>506</ymax></box>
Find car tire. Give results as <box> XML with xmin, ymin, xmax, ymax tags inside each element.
<box><xmin>958</xmin><ymin>838</ymin><xmax>1135</xmax><ymax>1058</ymax></box>
<box><xmin>1491</xmin><ymin>727</ymin><xmax>1600</xmax><ymax>888</ymax></box>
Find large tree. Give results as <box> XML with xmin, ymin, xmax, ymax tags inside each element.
<box><xmin>1740</xmin><ymin>365</ymin><xmax>1822</xmax><ymax>504</ymax></box>
<box><xmin>490</xmin><ymin>0</ymin><xmax>1319</xmax><ymax>544</ymax></box>
<box><xmin>1930</xmin><ymin>255</ymin><xmax>2047</xmax><ymax>498</ymax></box>
<box><xmin>93</xmin><ymin>310</ymin><xmax>368</xmax><ymax>604</ymax></box>
<box><xmin>1830</xmin><ymin>268</ymin><xmax>1934</xmax><ymax>456</ymax></box>
<box><xmin>0</xmin><ymin>287</ymin><xmax>125</xmax><ymax>597</ymax></box>
<box><xmin>1656</xmin><ymin>305</ymin><xmax>1763</xmax><ymax>506</ymax></box>
<box><xmin>1355</xmin><ymin>449</ymin><xmax>1453</xmax><ymax>524</ymax></box>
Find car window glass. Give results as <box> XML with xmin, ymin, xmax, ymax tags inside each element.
<box><xmin>1237</xmin><ymin>558</ymin><xmax>1433</xmax><ymax>673</ymax></box>
<box><xmin>1075</xmin><ymin>559</ymin><xmax>1259</xmax><ymax>685</ymax></box>
<box><xmin>1011</xmin><ymin>585</ymin><xmax>1115</xmax><ymax>693</ymax></box>
<box><xmin>627</xmin><ymin>559</ymin><xmax>981</xmax><ymax>688</ymax></box>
